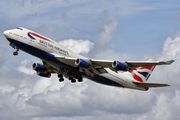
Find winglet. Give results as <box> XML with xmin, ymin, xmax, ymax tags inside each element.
<box><xmin>162</xmin><ymin>60</ymin><xmax>174</xmax><ymax>65</ymax></box>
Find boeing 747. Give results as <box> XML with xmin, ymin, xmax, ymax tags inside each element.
<box><xmin>4</xmin><ymin>27</ymin><xmax>174</xmax><ymax>91</ymax></box>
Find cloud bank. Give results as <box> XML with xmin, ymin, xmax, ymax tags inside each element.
<box><xmin>0</xmin><ymin>35</ymin><xmax>180</xmax><ymax>120</ymax></box>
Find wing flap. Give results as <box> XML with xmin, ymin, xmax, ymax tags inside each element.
<box><xmin>91</xmin><ymin>59</ymin><xmax>113</xmax><ymax>67</ymax></box>
<box><xmin>133</xmin><ymin>82</ymin><xmax>170</xmax><ymax>87</ymax></box>
<box><xmin>53</xmin><ymin>54</ymin><xmax>77</xmax><ymax>67</ymax></box>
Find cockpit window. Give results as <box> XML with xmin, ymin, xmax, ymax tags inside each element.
<box><xmin>17</xmin><ymin>27</ymin><xmax>23</xmax><ymax>30</ymax></box>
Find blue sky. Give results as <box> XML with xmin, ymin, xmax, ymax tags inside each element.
<box><xmin>1</xmin><ymin>0</ymin><xmax>180</xmax><ymax>59</ymax></box>
<box><xmin>0</xmin><ymin>0</ymin><xmax>180</xmax><ymax>120</ymax></box>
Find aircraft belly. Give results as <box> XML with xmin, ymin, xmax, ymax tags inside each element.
<box><xmin>87</xmin><ymin>74</ymin><xmax>124</xmax><ymax>87</ymax></box>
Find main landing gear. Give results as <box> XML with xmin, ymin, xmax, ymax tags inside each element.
<box><xmin>69</xmin><ymin>73</ymin><xmax>83</xmax><ymax>83</ymax></box>
<box><xmin>58</xmin><ymin>68</ymin><xmax>83</xmax><ymax>83</ymax></box>
<box><xmin>69</xmin><ymin>77</ymin><xmax>76</xmax><ymax>83</ymax></box>
<box><xmin>58</xmin><ymin>74</ymin><xmax>64</xmax><ymax>82</ymax></box>
<box><xmin>77</xmin><ymin>73</ymin><xmax>83</xmax><ymax>82</ymax></box>
<box><xmin>58</xmin><ymin>73</ymin><xmax>83</xmax><ymax>83</ymax></box>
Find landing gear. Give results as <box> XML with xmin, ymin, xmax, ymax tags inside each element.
<box><xmin>13</xmin><ymin>49</ymin><xmax>19</xmax><ymax>56</ymax></box>
<box><xmin>58</xmin><ymin>74</ymin><xmax>64</xmax><ymax>82</ymax></box>
<box><xmin>77</xmin><ymin>73</ymin><xmax>83</xmax><ymax>82</ymax></box>
<box><xmin>72</xmin><ymin>79</ymin><xmax>76</xmax><ymax>83</ymax></box>
<box><xmin>59</xmin><ymin>77</ymin><xmax>64</xmax><ymax>82</ymax></box>
<box><xmin>69</xmin><ymin>73</ymin><xmax>83</xmax><ymax>83</ymax></box>
<box><xmin>57</xmin><ymin>68</ymin><xmax>83</xmax><ymax>83</ymax></box>
<box><xmin>69</xmin><ymin>77</ymin><xmax>76</xmax><ymax>83</ymax></box>
<box><xmin>13</xmin><ymin>51</ymin><xmax>18</xmax><ymax>56</ymax></box>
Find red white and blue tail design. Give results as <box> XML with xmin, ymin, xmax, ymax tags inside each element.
<box><xmin>130</xmin><ymin>65</ymin><xmax>156</xmax><ymax>83</ymax></box>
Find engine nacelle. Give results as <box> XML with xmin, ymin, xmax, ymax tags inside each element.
<box><xmin>112</xmin><ymin>61</ymin><xmax>127</xmax><ymax>71</ymax></box>
<box><xmin>75</xmin><ymin>59</ymin><xmax>90</xmax><ymax>69</ymax></box>
<box><xmin>33</xmin><ymin>63</ymin><xmax>47</xmax><ymax>73</ymax></box>
<box><xmin>37</xmin><ymin>72</ymin><xmax>51</xmax><ymax>78</ymax></box>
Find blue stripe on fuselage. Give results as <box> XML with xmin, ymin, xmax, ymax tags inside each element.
<box><xmin>7</xmin><ymin>39</ymin><xmax>124</xmax><ymax>87</ymax></box>
<box><xmin>27</xmin><ymin>33</ymin><xmax>35</xmax><ymax>40</ymax></box>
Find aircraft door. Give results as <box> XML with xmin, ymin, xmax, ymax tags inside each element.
<box><xmin>49</xmin><ymin>45</ymin><xmax>54</xmax><ymax>53</ymax></box>
<box><xmin>28</xmin><ymin>37</ymin><xmax>33</xmax><ymax>44</ymax></box>
<box><xmin>28</xmin><ymin>37</ymin><xmax>36</xmax><ymax>45</ymax></box>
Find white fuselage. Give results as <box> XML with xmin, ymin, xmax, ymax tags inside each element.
<box><xmin>4</xmin><ymin>27</ymin><xmax>147</xmax><ymax>91</ymax></box>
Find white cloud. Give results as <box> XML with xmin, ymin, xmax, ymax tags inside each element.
<box><xmin>150</xmin><ymin>36</ymin><xmax>180</xmax><ymax>86</ymax></box>
<box><xmin>94</xmin><ymin>49</ymin><xmax>132</xmax><ymax>60</ymax></box>
<box><xmin>162</xmin><ymin>36</ymin><xmax>180</xmax><ymax>58</ymax></box>
<box><xmin>17</xmin><ymin>59</ymin><xmax>36</xmax><ymax>75</ymax></box>
<box><xmin>148</xmin><ymin>91</ymin><xmax>180</xmax><ymax>120</ymax></box>
<box><xmin>59</xmin><ymin>39</ymin><xmax>94</xmax><ymax>54</ymax></box>
<box><xmin>31</xmin><ymin>75</ymin><xmax>65</xmax><ymax>95</ymax></box>
<box><xmin>93</xmin><ymin>17</ymin><xmax>118</xmax><ymax>52</ymax></box>
<box><xmin>0</xmin><ymin>85</ymin><xmax>15</xmax><ymax>93</ymax></box>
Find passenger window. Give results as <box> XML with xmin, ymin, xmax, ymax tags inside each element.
<box><xmin>13</xmin><ymin>33</ymin><xmax>19</xmax><ymax>36</ymax></box>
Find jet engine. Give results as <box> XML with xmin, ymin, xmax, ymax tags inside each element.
<box><xmin>37</xmin><ymin>72</ymin><xmax>51</xmax><ymax>78</ymax></box>
<box><xmin>33</xmin><ymin>63</ymin><xmax>47</xmax><ymax>73</ymax></box>
<box><xmin>75</xmin><ymin>59</ymin><xmax>90</xmax><ymax>69</ymax></box>
<box><xmin>112</xmin><ymin>61</ymin><xmax>127</xmax><ymax>71</ymax></box>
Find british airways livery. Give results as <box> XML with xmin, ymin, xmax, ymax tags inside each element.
<box><xmin>3</xmin><ymin>27</ymin><xmax>174</xmax><ymax>91</ymax></box>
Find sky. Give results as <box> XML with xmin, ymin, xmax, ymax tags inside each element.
<box><xmin>0</xmin><ymin>0</ymin><xmax>180</xmax><ymax>120</ymax></box>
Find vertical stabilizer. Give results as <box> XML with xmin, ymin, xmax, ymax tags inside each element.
<box><xmin>130</xmin><ymin>59</ymin><xmax>156</xmax><ymax>82</ymax></box>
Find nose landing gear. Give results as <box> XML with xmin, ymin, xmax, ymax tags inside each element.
<box><xmin>13</xmin><ymin>49</ymin><xmax>19</xmax><ymax>56</ymax></box>
<box><xmin>12</xmin><ymin>43</ymin><xmax>19</xmax><ymax>56</ymax></box>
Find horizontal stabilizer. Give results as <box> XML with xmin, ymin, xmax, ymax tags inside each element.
<box><xmin>133</xmin><ymin>82</ymin><xmax>170</xmax><ymax>87</ymax></box>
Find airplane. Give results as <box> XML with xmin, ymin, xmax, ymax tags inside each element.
<box><xmin>3</xmin><ymin>27</ymin><xmax>174</xmax><ymax>91</ymax></box>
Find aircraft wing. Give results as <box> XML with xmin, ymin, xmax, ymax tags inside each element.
<box><xmin>53</xmin><ymin>53</ymin><xmax>174</xmax><ymax>72</ymax></box>
<box><xmin>90</xmin><ymin>59</ymin><xmax>113</xmax><ymax>67</ymax></box>
<box><xmin>91</xmin><ymin>59</ymin><xmax>174</xmax><ymax>72</ymax></box>
<box><xmin>91</xmin><ymin>59</ymin><xmax>174</xmax><ymax>67</ymax></box>
<box><xmin>132</xmin><ymin>81</ymin><xmax>170</xmax><ymax>87</ymax></box>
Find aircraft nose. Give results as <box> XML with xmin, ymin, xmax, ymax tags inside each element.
<box><xmin>3</xmin><ymin>30</ymin><xmax>9</xmax><ymax>38</ymax></box>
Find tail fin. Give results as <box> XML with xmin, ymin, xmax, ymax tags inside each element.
<box><xmin>130</xmin><ymin>60</ymin><xmax>156</xmax><ymax>82</ymax></box>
